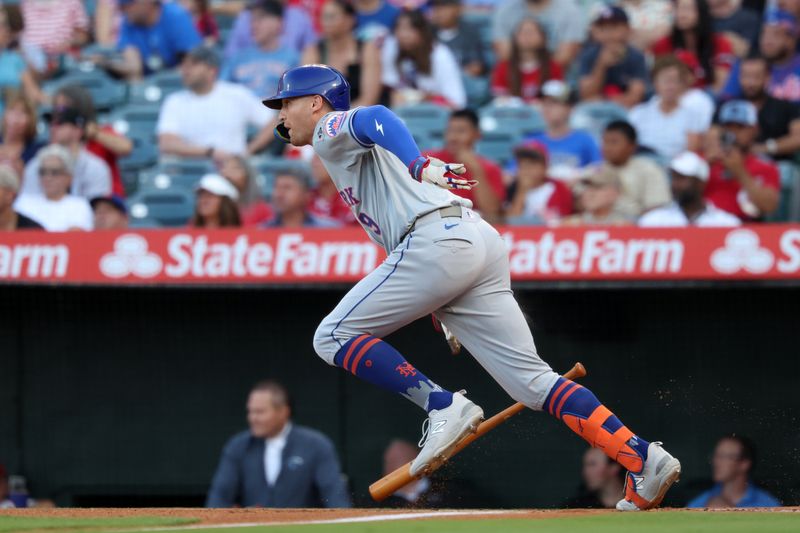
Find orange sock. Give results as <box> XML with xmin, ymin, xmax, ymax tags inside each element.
<box><xmin>544</xmin><ymin>378</ymin><xmax>648</xmax><ymax>473</ymax></box>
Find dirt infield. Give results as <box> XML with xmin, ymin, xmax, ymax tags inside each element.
<box><xmin>0</xmin><ymin>508</ymin><xmax>600</xmax><ymax>525</ymax></box>
<box><xmin>1</xmin><ymin>507</ymin><xmax>797</xmax><ymax>526</ymax></box>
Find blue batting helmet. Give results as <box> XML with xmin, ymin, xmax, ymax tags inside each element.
<box><xmin>262</xmin><ymin>65</ymin><xmax>351</xmax><ymax>111</ymax></box>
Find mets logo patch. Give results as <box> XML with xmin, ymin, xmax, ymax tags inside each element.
<box><xmin>324</xmin><ymin>112</ymin><xmax>347</xmax><ymax>137</ymax></box>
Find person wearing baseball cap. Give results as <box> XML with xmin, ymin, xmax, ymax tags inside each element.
<box><xmin>91</xmin><ymin>195</ymin><xmax>129</xmax><ymax>230</ymax></box>
<box><xmin>0</xmin><ymin>165</ymin><xmax>43</xmax><ymax>231</ymax></box>
<box><xmin>578</xmin><ymin>5</ymin><xmax>647</xmax><ymax>108</ymax></box>
<box><xmin>506</xmin><ymin>141</ymin><xmax>573</xmax><ymax>225</ymax></box>
<box><xmin>510</xmin><ymin>80</ymin><xmax>601</xmax><ymax>179</ymax></box>
<box><xmin>639</xmin><ymin>151</ymin><xmax>740</xmax><ymax>227</ymax></box>
<box><xmin>721</xmin><ymin>9</ymin><xmax>800</xmax><ymax>102</ymax></box>
<box><xmin>190</xmin><ymin>174</ymin><xmax>242</xmax><ymax>228</ymax></box>
<box><xmin>704</xmin><ymin>100</ymin><xmax>781</xmax><ymax>221</ymax></box>
<box><xmin>560</xmin><ymin>166</ymin><xmax>629</xmax><ymax>226</ymax></box>
<box><xmin>157</xmin><ymin>44</ymin><xmax>276</xmax><ymax>162</ymax></box>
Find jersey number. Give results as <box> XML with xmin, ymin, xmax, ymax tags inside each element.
<box><xmin>358</xmin><ymin>212</ymin><xmax>382</xmax><ymax>235</ymax></box>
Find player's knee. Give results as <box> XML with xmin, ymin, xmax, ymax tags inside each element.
<box><xmin>312</xmin><ymin>321</ymin><xmax>338</xmax><ymax>366</ymax></box>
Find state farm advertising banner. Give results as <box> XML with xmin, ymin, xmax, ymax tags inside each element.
<box><xmin>1</xmin><ymin>225</ymin><xmax>800</xmax><ymax>285</ymax></box>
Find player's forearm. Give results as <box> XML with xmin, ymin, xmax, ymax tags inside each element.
<box><xmin>351</xmin><ymin>106</ymin><xmax>421</xmax><ymax>167</ymax></box>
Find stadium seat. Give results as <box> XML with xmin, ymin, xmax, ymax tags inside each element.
<box><xmin>127</xmin><ymin>216</ymin><xmax>162</xmax><ymax>229</ymax></box>
<box><xmin>476</xmin><ymin>132</ymin><xmax>518</xmax><ymax>166</ymax></box>
<box><xmin>396</xmin><ymin>103</ymin><xmax>451</xmax><ymax>138</ymax></box>
<box><xmin>463</xmin><ymin>11</ymin><xmax>495</xmax><ymax>67</ymax></box>
<box><xmin>463</xmin><ymin>75</ymin><xmax>490</xmax><ymax>109</ymax></box>
<box><xmin>570</xmin><ymin>101</ymin><xmax>629</xmax><ymax>142</ymax></box>
<box><xmin>120</xmin><ymin>134</ymin><xmax>159</xmax><ymax>174</ymax></box>
<box><xmin>138</xmin><ymin>160</ymin><xmax>216</xmax><ymax>192</ymax></box>
<box><xmin>105</xmin><ymin>104</ymin><xmax>161</xmax><ymax>139</ymax></box>
<box><xmin>42</xmin><ymin>69</ymin><xmax>127</xmax><ymax>111</ymax></box>
<box><xmin>768</xmin><ymin>161</ymin><xmax>800</xmax><ymax>222</ymax></box>
<box><xmin>479</xmin><ymin>105</ymin><xmax>545</xmax><ymax>138</ymax></box>
<box><xmin>413</xmin><ymin>131</ymin><xmax>443</xmax><ymax>152</ymax></box>
<box><xmin>127</xmin><ymin>188</ymin><xmax>195</xmax><ymax>227</ymax></box>
<box><xmin>128</xmin><ymin>70</ymin><xmax>183</xmax><ymax>105</ymax></box>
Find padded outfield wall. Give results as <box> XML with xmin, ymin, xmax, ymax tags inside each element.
<box><xmin>1</xmin><ymin>284</ymin><xmax>799</xmax><ymax>508</ymax></box>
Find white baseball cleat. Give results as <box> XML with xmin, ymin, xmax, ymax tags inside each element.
<box><xmin>616</xmin><ymin>442</ymin><xmax>682</xmax><ymax>511</ymax></box>
<box><xmin>409</xmin><ymin>391</ymin><xmax>484</xmax><ymax>477</ymax></box>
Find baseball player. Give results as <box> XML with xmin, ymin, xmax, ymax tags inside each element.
<box><xmin>263</xmin><ymin>65</ymin><xmax>681</xmax><ymax>510</ymax></box>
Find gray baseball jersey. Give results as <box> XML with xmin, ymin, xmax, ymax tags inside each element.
<box><xmin>311</xmin><ymin>107</ymin><xmax>560</xmax><ymax>412</ymax></box>
<box><xmin>312</xmin><ymin>108</ymin><xmax>471</xmax><ymax>254</ymax></box>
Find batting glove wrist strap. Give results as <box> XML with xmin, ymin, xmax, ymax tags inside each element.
<box><xmin>409</xmin><ymin>156</ymin><xmax>428</xmax><ymax>182</ymax></box>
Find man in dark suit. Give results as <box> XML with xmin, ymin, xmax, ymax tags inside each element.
<box><xmin>206</xmin><ymin>381</ymin><xmax>351</xmax><ymax>508</ymax></box>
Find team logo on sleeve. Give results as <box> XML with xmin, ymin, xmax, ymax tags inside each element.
<box><xmin>324</xmin><ymin>112</ymin><xmax>347</xmax><ymax>137</ymax></box>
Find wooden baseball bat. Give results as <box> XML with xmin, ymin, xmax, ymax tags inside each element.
<box><xmin>368</xmin><ymin>362</ymin><xmax>587</xmax><ymax>502</ymax></box>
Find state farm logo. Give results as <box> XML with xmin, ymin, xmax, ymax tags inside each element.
<box><xmin>100</xmin><ymin>234</ymin><xmax>163</xmax><ymax>278</ymax></box>
<box><xmin>710</xmin><ymin>229</ymin><xmax>774</xmax><ymax>274</ymax></box>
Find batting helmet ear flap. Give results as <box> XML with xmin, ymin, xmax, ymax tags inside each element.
<box><xmin>274</xmin><ymin>121</ymin><xmax>291</xmax><ymax>143</ymax></box>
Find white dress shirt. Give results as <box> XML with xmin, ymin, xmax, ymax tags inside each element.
<box><xmin>263</xmin><ymin>422</ymin><xmax>292</xmax><ymax>487</ymax></box>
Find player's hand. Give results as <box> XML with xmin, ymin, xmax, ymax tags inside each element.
<box><xmin>409</xmin><ymin>156</ymin><xmax>477</xmax><ymax>190</ymax></box>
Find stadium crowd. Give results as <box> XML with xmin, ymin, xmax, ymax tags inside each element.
<box><xmin>0</xmin><ymin>0</ymin><xmax>798</xmax><ymax>232</ymax></box>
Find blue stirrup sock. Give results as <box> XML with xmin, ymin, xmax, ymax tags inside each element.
<box><xmin>334</xmin><ymin>335</ymin><xmax>453</xmax><ymax>412</ymax></box>
<box><xmin>544</xmin><ymin>377</ymin><xmax>650</xmax><ymax>474</ymax></box>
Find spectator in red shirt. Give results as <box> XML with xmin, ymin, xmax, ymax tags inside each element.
<box><xmin>506</xmin><ymin>142</ymin><xmax>573</xmax><ymax>225</ymax></box>
<box><xmin>425</xmin><ymin>109</ymin><xmax>505</xmax><ymax>223</ymax></box>
<box><xmin>491</xmin><ymin>17</ymin><xmax>563</xmax><ymax>104</ymax></box>
<box><xmin>53</xmin><ymin>85</ymin><xmax>133</xmax><ymax>197</ymax></box>
<box><xmin>220</xmin><ymin>155</ymin><xmax>273</xmax><ymax>226</ymax></box>
<box><xmin>652</xmin><ymin>0</ymin><xmax>734</xmax><ymax>92</ymax></box>
<box><xmin>309</xmin><ymin>154</ymin><xmax>356</xmax><ymax>225</ymax></box>
<box><xmin>705</xmin><ymin>100</ymin><xmax>780</xmax><ymax>221</ymax></box>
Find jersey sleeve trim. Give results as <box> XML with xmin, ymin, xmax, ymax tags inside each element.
<box><xmin>348</xmin><ymin>108</ymin><xmax>375</xmax><ymax>149</ymax></box>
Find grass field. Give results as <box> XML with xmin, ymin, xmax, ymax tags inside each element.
<box><xmin>2</xmin><ymin>509</ymin><xmax>800</xmax><ymax>533</ymax></box>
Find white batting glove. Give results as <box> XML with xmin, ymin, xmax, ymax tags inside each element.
<box><xmin>409</xmin><ymin>156</ymin><xmax>478</xmax><ymax>191</ymax></box>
